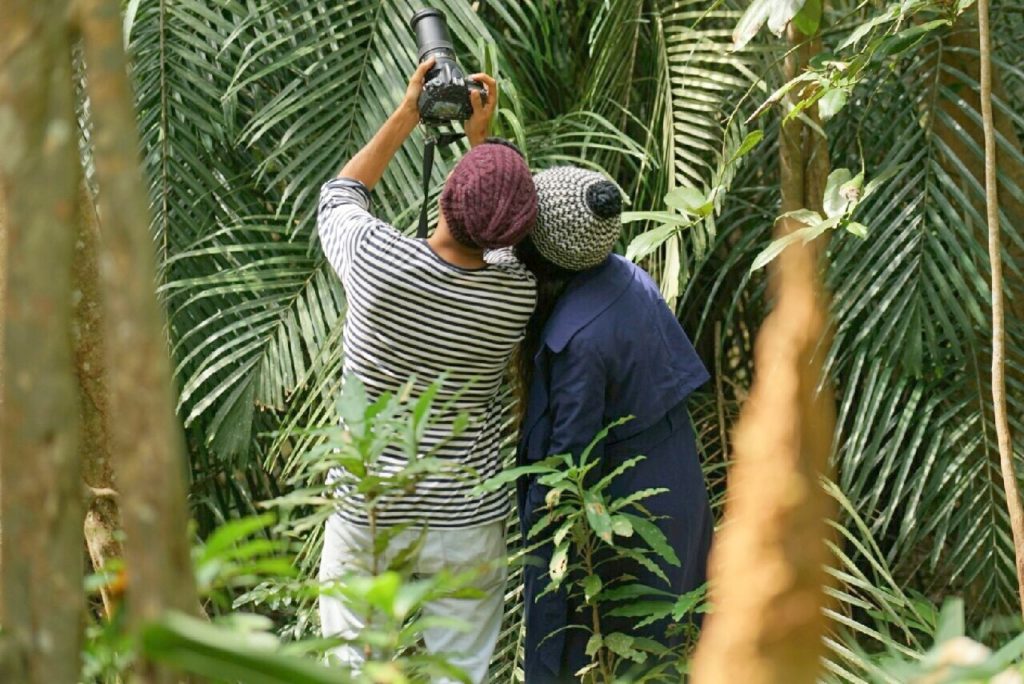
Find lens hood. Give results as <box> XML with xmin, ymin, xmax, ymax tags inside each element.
<box><xmin>410</xmin><ymin>7</ymin><xmax>455</xmax><ymax>61</ymax></box>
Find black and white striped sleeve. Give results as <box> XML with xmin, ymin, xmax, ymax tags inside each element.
<box><xmin>317</xmin><ymin>177</ymin><xmax>379</xmax><ymax>282</ymax></box>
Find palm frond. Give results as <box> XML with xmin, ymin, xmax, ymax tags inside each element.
<box><xmin>824</xmin><ymin>21</ymin><xmax>1024</xmax><ymax>617</ymax></box>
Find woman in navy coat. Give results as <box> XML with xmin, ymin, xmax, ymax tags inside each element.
<box><xmin>513</xmin><ymin>167</ymin><xmax>713</xmax><ymax>682</ymax></box>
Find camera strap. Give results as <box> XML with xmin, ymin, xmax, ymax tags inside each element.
<box><xmin>417</xmin><ymin>129</ymin><xmax>465</xmax><ymax>239</ymax></box>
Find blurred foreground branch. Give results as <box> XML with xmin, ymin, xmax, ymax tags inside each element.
<box><xmin>79</xmin><ymin>0</ymin><xmax>201</xmax><ymax>680</ymax></box>
<box><xmin>691</xmin><ymin>21</ymin><xmax>837</xmax><ymax>684</ymax></box>
<box><xmin>0</xmin><ymin>1</ymin><xmax>84</xmax><ymax>680</ymax></box>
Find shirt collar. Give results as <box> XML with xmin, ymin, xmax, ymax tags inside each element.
<box><xmin>540</xmin><ymin>255</ymin><xmax>636</xmax><ymax>354</ymax></box>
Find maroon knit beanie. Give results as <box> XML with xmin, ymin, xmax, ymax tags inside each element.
<box><xmin>439</xmin><ymin>142</ymin><xmax>537</xmax><ymax>249</ymax></box>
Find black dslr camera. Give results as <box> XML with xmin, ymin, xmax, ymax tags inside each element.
<box><xmin>410</xmin><ymin>8</ymin><xmax>487</xmax><ymax>125</ymax></box>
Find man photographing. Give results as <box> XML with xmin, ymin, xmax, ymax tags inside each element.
<box><xmin>316</xmin><ymin>51</ymin><xmax>538</xmax><ymax>684</ymax></box>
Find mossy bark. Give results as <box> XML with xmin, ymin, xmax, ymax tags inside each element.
<box><xmin>74</xmin><ymin>186</ymin><xmax>122</xmax><ymax>618</ymax></box>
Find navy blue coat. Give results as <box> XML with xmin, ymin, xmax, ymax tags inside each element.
<box><xmin>516</xmin><ymin>254</ymin><xmax>712</xmax><ymax>682</ymax></box>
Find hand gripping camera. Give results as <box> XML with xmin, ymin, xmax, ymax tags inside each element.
<box><xmin>410</xmin><ymin>8</ymin><xmax>487</xmax><ymax>125</ymax></box>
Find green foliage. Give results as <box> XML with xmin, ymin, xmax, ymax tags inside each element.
<box><xmin>262</xmin><ymin>375</ymin><xmax>485</xmax><ymax>681</ymax></box>
<box><xmin>834</xmin><ymin>596</ymin><xmax>1024</xmax><ymax>684</ymax></box>
<box><xmin>141</xmin><ymin>613</ymin><xmax>351</xmax><ymax>684</ymax></box>
<box><xmin>679</xmin><ymin>0</ymin><xmax>1024</xmax><ymax>629</ymax></box>
<box><xmin>750</xmin><ymin>164</ymin><xmax>907</xmax><ymax>270</ymax></box>
<box><xmin>83</xmin><ymin>377</ymin><xmax>487</xmax><ymax>683</ymax></box>
<box><xmin>95</xmin><ymin>0</ymin><xmax>1024</xmax><ymax>680</ymax></box>
<box><xmin>485</xmin><ymin>418</ymin><xmax>707</xmax><ymax>682</ymax></box>
<box><xmin>81</xmin><ymin>607</ymin><xmax>134</xmax><ymax>684</ymax></box>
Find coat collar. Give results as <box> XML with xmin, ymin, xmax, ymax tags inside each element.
<box><xmin>540</xmin><ymin>254</ymin><xmax>636</xmax><ymax>354</ymax></box>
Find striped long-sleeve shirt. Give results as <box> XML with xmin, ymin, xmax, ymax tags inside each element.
<box><xmin>317</xmin><ymin>178</ymin><xmax>537</xmax><ymax>528</ymax></box>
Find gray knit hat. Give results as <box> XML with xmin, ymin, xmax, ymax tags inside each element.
<box><xmin>532</xmin><ymin>167</ymin><xmax>623</xmax><ymax>271</ymax></box>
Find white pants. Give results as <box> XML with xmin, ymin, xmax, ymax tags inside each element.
<box><xmin>319</xmin><ymin>514</ymin><xmax>508</xmax><ymax>684</ymax></box>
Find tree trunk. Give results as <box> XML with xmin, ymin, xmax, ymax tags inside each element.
<box><xmin>0</xmin><ymin>1</ymin><xmax>84</xmax><ymax>681</ymax></box>
<box><xmin>78</xmin><ymin>0</ymin><xmax>200</xmax><ymax>679</ymax></box>
<box><xmin>690</xmin><ymin>23</ymin><xmax>837</xmax><ymax>684</ymax></box>
<box><xmin>74</xmin><ymin>185</ymin><xmax>122</xmax><ymax>618</ymax></box>
<box><xmin>976</xmin><ymin>0</ymin><xmax>1024</xmax><ymax>619</ymax></box>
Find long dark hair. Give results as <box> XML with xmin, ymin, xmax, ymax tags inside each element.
<box><xmin>512</xmin><ymin>237</ymin><xmax>575</xmax><ymax>425</ymax></box>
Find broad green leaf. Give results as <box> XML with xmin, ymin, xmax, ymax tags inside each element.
<box><xmin>337</xmin><ymin>376</ymin><xmax>368</xmax><ymax>440</ymax></box>
<box><xmin>801</xmin><ymin>215</ymin><xmax>842</xmax><ymax>242</ymax></box>
<box><xmin>553</xmin><ymin>518</ymin><xmax>574</xmax><ymax>548</ymax></box>
<box><xmin>610</xmin><ymin>487</ymin><xmax>669</xmax><ymax>512</ymax></box>
<box><xmin>611</xmin><ymin>516</ymin><xmax>634</xmax><ymax>538</ymax></box>
<box><xmin>579</xmin><ymin>417</ymin><xmax>632</xmax><ymax>465</ymax></box>
<box><xmin>619</xmin><ymin>514</ymin><xmax>681</xmax><ymax>567</ymax></box>
<box><xmin>839</xmin><ymin>6</ymin><xmax>900</xmax><ymax>50</ymax></box>
<box><xmin>604</xmin><ymin>632</ymin><xmax>645</xmax><ymax>663</ymax></box>
<box><xmin>660</xmin><ymin>233</ymin><xmax>681</xmax><ymax>307</ymax></box>
<box><xmin>664</xmin><ymin>187</ymin><xmax>710</xmax><ymax>216</ymax></box>
<box><xmin>141</xmin><ymin>612</ymin><xmax>351</xmax><ymax>684</ymax></box>
<box><xmin>594</xmin><ymin>455</ymin><xmax>646</xmax><ymax>493</ymax></box>
<box><xmin>751</xmin><ymin>230</ymin><xmax>805</xmax><ymax>271</ymax></box>
<box><xmin>549</xmin><ymin>543</ymin><xmax>569</xmax><ymax>583</ymax></box>
<box><xmin>600</xmin><ymin>583</ymin><xmax>677</xmax><ymax>603</ymax></box>
<box><xmin>792</xmin><ymin>0</ymin><xmax>822</xmax><ymax>36</ymax></box>
<box><xmin>471</xmin><ymin>464</ymin><xmax>556</xmax><ymax>495</ymax></box>
<box><xmin>585</xmin><ymin>634</ymin><xmax>603</xmax><ymax>657</ymax></box>
<box><xmin>620</xmin><ymin>211</ymin><xmax>692</xmax><ymax>227</ymax></box>
<box><xmin>819</xmin><ymin>87</ymin><xmax>848</xmax><ymax>121</ymax></box>
<box><xmin>823</xmin><ymin>168</ymin><xmax>855</xmax><ymax>218</ymax></box>
<box><xmin>934</xmin><ymin>598</ymin><xmax>966</xmax><ymax>643</ymax></box>
<box><xmin>749</xmin><ymin>73</ymin><xmax>817</xmax><ymax>122</ymax></box>
<box><xmin>878</xmin><ymin>20</ymin><xmax>950</xmax><ymax>57</ymax></box>
<box><xmin>584</xmin><ymin>491</ymin><xmax>614</xmax><ymax>544</ymax></box>
<box><xmin>840</xmin><ymin>171</ymin><xmax>864</xmax><ymax>198</ymax></box>
<box><xmin>727</xmin><ymin>129</ymin><xmax>765</xmax><ymax>164</ymax></box>
<box><xmin>606</xmin><ymin>600</ymin><xmax>674</xmax><ymax>619</ymax></box>
<box><xmin>672</xmin><ymin>585</ymin><xmax>709</xmax><ymax>620</ymax></box>
<box><xmin>846</xmin><ymin>221</ymin><xmax>869</xmax><ymax>238</ymax></box>
<box><xmin>200</xmin><ymin>513</ymin><xmax>275</xmax><ymax>561</ymax></box>
<box><xmin>625</xmin><ymin>224</ymin><xmax>678</xmax><ymax>263</ymax></box>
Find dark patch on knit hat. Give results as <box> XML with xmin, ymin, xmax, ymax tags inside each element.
<box><xmin>585</xmin><ymin>181</ymin><xmax>622</xmax><ymax>219</ymax></box>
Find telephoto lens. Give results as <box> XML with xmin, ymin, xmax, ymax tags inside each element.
<box><xmin>409</xmin><ymin>7</ymin><xmax>487</xmax><ymax>124</ymax></box>
<box><xmin>410</xmin><ymin>8</ymin><xmax>456</xmax><ymax>62</ymax></box>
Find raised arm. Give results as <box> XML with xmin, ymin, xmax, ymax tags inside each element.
<box><xmin>336</xmin><ymin>58</ymin><xmax>434</xmax><ymax>188</ymax></box>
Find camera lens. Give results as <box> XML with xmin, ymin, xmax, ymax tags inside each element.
<box><xmin>410</xmin><ymin>8</ymin><xmax>456</xmax><ymax>61</ymax></box>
